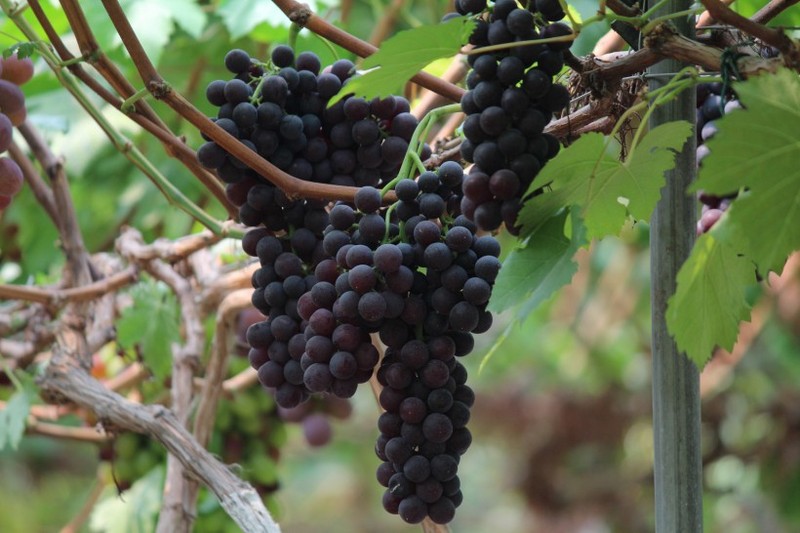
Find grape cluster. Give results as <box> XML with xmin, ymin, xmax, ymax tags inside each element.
<box><xmin>236</xmin><ymin>307</ymin><xmax>354</xmax><ymax>448</ymax></box>
<box><xmin>200</xmin><ymin>45</ymin><xmax>503</xmax><ymax>525</ymax></box>
<box><xmin>455</xmin><ymin>0</ymin><xmax>571</xmax><ymax>233</ymax></box>
<box><xmin>0</xmin><ymin>51</ymin><xmax>34</xmax><ymax>210</ymax></box>
<box><xmin>310</xmin><ymin>168</ymin><xmax>497</xmax><ymax>525</ymax></box>
<box><xmin>197</xmin><ymin>47</ymin><xmax>425</xmax><ymax>231</ymax></box>
<box><xmin>695</xmin><ymin>82</ymin><xmax>740</xmax><ymax>234</ymax></box>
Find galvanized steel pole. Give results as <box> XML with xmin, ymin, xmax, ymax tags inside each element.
<box><xmin>647</xmin><ymin>1</ymin><xmax>704</xmax><ymax>531</ymax></box>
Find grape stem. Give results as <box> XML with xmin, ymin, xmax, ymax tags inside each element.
<box><xmin>120</xmin><ymin>85</ymin><xmax>151</xmax><ymax>113</ymax></box>
<box><xmin>380</xmin><ymin>103</ymin><xmax>461</xmax><ymax>198</ymax></box>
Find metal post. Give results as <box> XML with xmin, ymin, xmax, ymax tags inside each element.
<box><xmin>647</xmin><ymin>1</ymin><xmax>703</xmax><ymax>531</ymax></box>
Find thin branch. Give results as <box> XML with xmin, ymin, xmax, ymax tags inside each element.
<box><xmin>271</xmin><ymin>0</ymin><xmax>465</xmax><ymax>102</ymax></box>
<box><xmin>545</xmin><ymin>97</ymin><xmax>615</xmax><ymax>138</ymax></box>
<box><xmin>193</xmin><ymin>367</ymin><xmax>259</xmax><ymax>397</ymax></box>
<box><xmin>17</xmin><ymin>121</ymin><xmax>93</xmax><ymax>289</ymax></box>
<box><xmin>32</xmin><ymin>0</ymin><xmax>235</xmax><ymax>218</ymax></box>
<box><xmin>102</xmin><ymin>362</ymin><xmax>149</xmax><ymax>392</ymax></box>
<box><xmin>7</xmin><ymin>141</ymin><xmax>59</xmax><ymax>225</ymax></box>
<box><xmin>645</xmin><ymin>25</ymin><xmax>788</xmax><ymax>74</ymax></box>
<box><xmin>42</xmin><ymin>321</ymin><xmax>281</xmax><ymax>533</ymax></box>
<box><xmin>696</xmin><ymin>0</ymin><xmax>736</xmax><ymax>27</ymax></box>
<box><xmin>117</xmin><ymin>228</ymin><xmax>204</xmax><ymax>533</ymax></box>
<box><xmin>193</xmin><ymin>289</ymin><xmax>252</xmax><ymax>448</ymax></box>
<box><xmin>120</xmin><ymin>230</ymin><xmax>223</xmax><ymax>263</ymax></box>
<box><xmin>0</xmin><ymin>267</ymin><xmax>138</xmax><ymax>305</ymax></box>
<box><xmin>752</xmin><ymin>0</ymin><xmax>800</xmax><ymax>24</ymax></box>
<box><xmin>28</xmin><ymin>419</ymin><xmax>111</xmax><ymax>443</ymax></box>
<box><xmin>699</xmin><ymin>0</ymin><xmax>794</xmax><ymax>51</ymax></box>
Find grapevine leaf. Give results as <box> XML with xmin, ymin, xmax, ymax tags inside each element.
<box><xmin>0</xmin><ymin>389</ymin><xmax>31</xmax><ymax>451</ymax></box>
<box><xmin>693</xmin><ymin>68</ymin><xmax>800</xmax><ymax>274</ymax></box>
<box><xmin>90</xmin><ymin>466</ymin><xmax>164</xmax><ymax>533</ymax></box>
<box><xmin>488</xmin><ymin>209</ymin><xmax>586</xmax><ymax>318</ymax></box>
<box><xmin>518</xmin><ymin>122</ymin><xmax>692</xmax><ymax>240</ymax></box>
<box><xmin>116</xmin><ymin>280</ymin><xmax>180</xmax><ymax>380</ymax></box>
<box><xmin>328</xmin><ymin>16</ymin><xmax>475</xmax><ymax>105</ymax></box>
<box><xmin>666</xmin><ymin>230</ymin><xmax>756</xmax><ymax>368</ymax></box>
<box><xmin>3</xmin><ymin>42</ymin><xmax>36</xmax><ymax>59</ymax></box>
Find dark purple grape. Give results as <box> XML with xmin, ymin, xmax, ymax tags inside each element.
<box><xmin>224</xmin><ymin>49</ymin><xmax>251</xmax><ymax>74</ymax></box>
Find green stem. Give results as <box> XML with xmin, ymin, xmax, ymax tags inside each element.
<box><xmin>120</xmin><ymin>86</ymin><xmax>151</xmax><ymax>113</ymax></box>
<box><xmin>642</xmin><ymin>7</ymin><xmax>704</xmax><ymax>34</ymax></box>
<box><xmin>313</xmin><ymin>33</ymin><xmax>339</xmax><ymax>62</ymax></box>
<box><xmin>383</xmin><ymin>201</ymin><xmax>400</xmax><ymax>241</ymax></box>
<box><xmin>0</xmin><ymin>0</ymin><xmax>233</xmax><ymax>237</ymax></box>
<box><xmin>288</xmin><ymin>23</ymin><xmax>300</xmax><ymax>50</ymax></box>
<box><xmin>379</xmin><ymin>103</ymin><xmax>461</xmax><ymax>197</ymax></box>
<box><xmin>641</xmin><ymin>0</ymin><xmax>674</xmax><ymax>19</ymax></box>
<box><xmin>0</xmin><ymin>360</ymin><xmax>24</xmax><ymax>391</ymax></box>
<box><xmin>249</xmin><ymin>74</ymin><xmax>268</xmax><ymax>105</ymax></box>
<box><xmin>463</xmin><ymin>34</ymin><xmax>577</xmax><ymax>55</ymax></box>
<box><xmin>409</xmin><ymin>152</ymin><xmax>426</xmax><ymax>175</ymax></box>
<box><xmin>60</xmin><ymin>55</ymin><xmax>89</xmax><ymax>67</ymax></box>
<box><xmin>560</xmin><ymin>0</ymin><xmax>581</xmax><ymax>30</ymax></box>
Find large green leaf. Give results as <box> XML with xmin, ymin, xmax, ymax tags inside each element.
<box><xmin>666</xmin><ymin>230</ymin><xmax>756</xmax><ymax>367</ymax></box>
<box><xmin>328</xmin><ymin>16</ymin><xmax>475</xmax><ymax>105</ymax></box>
<box><xmin>518</xmin><ymin>121</ymin><xmax>692</xmax><ymax>240</ymax></box>
<box><xmin>693</xmin><ymin>69</ymin><xmax>800</xmax><ymax>275</ymax></box>
<box><xmin>489</xmin><ymin>209</ymin><xmax>586</xmax><ymax>317</ymax></box>
<box><xmin>116</xmin><ymin>280</ymin><xmax>181</xmax><ymax>380</ymax></box>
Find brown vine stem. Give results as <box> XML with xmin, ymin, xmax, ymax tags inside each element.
<box><xmin>28</xmin><ymin>0</ymin><xmax>235</xmax><ymax>218</ymax></box>
<box><xmin>752</xmin><ymin>0</ymin><xmax>800</xmax><ymax>24</ymax></box>
<box><xmin>102</xmin><ymin>362</ymin><xmax>149</xmax><ymax>392</ymax></box>
<box><xmin>194</xmin><ymin>289</ymin><xmax>253</xmax><ymax>448</ymax></box>
<box><xmin>117</xmin><ymin>228</ymin><xmax>204</xmax><ymax>533</ymax></box>
<box><xmin>17</xmin><ymin>121</ymin><xmax>93</xmax><ymax>290</ymax></box>
<box><xmin>100</xmin><ymin>0</ymin><xmax>396</xmax><ymax>202</ymax></box>
<box><xmin>0</xmin><ymin>267</ymin><xmax>138</xmax><ymax>306</ymax></box>
<box><xmin>7</xmin><ymin>141</ymin><xmax>59</xmax><ymax>225</ymax></box>
<box><xmin>546</xmin><ymin>97</ymin><xmax>615</xmax><ymax>138</ymax></box>
<box><xmin>28</xmin><ymin>420</ymin><xmax>111</xmax><ymax>443</ymax></box>
<box><xmin>43</xmin><ymin>321</ymin><xmax>281</xmax><ymax>533</ymax></box>
<box><xmin>122</xmin><ymin>230</ymin><xmax>223</xmax><ymax>263</ymax></box>
<box><xmin>699</xmin><ymin>0</ymin><xmax>795</xmax><ymax>51</ymax></box>
<box><xmin>271</xmin><ymin>0</ymin><xmax>465</xmax><ymax>102</ymax></box>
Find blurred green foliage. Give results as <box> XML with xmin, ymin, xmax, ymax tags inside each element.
<box><xmin>1</xmin><ymin>0</ymin><xmax>799</xmax><ymax>532</ymax></box>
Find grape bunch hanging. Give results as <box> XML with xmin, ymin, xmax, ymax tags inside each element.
<box><xmin>456</xmin><ymin>0</ymin><xmax>570</xmax><ymax>234</ymax></box>
<box><xmin>196</xmin><ymin>0</ymin><xmax>573</xmax><ymax>520</ymax></box>
<box><xmin>0</xmin><ymin>51</ymin><xmax>34</xmax><ymax>210</ymax></box>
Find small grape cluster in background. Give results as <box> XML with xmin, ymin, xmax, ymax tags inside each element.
<box><xmin>0</xmin><ymin>50</ymin><xmax>34</xmax><ymax>210</ymax></box>
<box><xmin>695</xmin><ymin>82</ymin><xmax>741</xmax><ymax>234</ymax></box>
